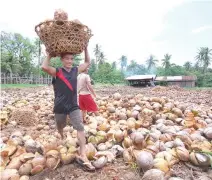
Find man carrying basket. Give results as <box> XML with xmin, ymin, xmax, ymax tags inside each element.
<box><xmin>41</xmin><ymin>46</ymin><xmax>95</xmax><ymax>171</ymax></box>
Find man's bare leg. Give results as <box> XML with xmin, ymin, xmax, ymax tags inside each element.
<box><xmin>94</xmin><ymin>111</ymin><xmax>99</xmax><ymax>116</ymax></box>
<box><xmin>55</xmin><ymin>114</ymin><xmax>67</xmax><ymax>139</ymax></box>
<box><xmin>58</xmin><ymin>129</ymin><xmax>64</xmax><ymax>139</ymax></box>
<box><xmin>82</xmin><ymin>110</ymin><xmax>87</xmax><ymax>123</ymax></box>
<box><xmin>77</xmin><ymin>131</ymin><xmax>89</xmax><ymax>161</ymax></box>
<box><xmin>70</xmin><ymin>110</ymin><xmax>95</xmax><ymax>170</ymax></box>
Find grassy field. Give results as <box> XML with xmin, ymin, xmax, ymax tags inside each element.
<box><xmin>1</xmin><ymin>84</ymin><xmax>44</xmax><ymax>89</ymax></box>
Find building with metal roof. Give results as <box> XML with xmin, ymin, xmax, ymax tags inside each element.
<box><xmin>125</xmin><ymin>75</ymin><xmax>197</xmax><ymax>87</ymax></box>
<box><xmin>125</xmin><ymin>75</ymin><xmax>157</xmax><ymax>86</ymax></box>
<box><xmin>155</xmin><ymin>76</ymin><xmax>197</xmax><ymax>87</ymax></box>
<box><xmin>125</xmin><ymin>75</ymin><xmax>156</xmax><ymax>80</ymax></box>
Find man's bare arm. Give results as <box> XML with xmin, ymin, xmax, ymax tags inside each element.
<box><xmin>85</xmin><ymin>75</ymin><xmax>96</xmax><ymax>97</ymax></box>
<box><xmin>87</xmin><ymin>81</ymin><xmax>96</xmax><ymax>98</ymax></box>
<box><xmin>78</xmin><ymin>46</ymin><xmax>90</xmax><ymax>73</ymax></box>
<box><xmin>41</xmin><ymin>55</ymin><xmax>56</xmax><ymax>77</ymax></box>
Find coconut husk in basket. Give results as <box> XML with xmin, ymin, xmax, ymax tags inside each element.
<box><xmin>35</xmin><ymin>20</ymin><xmax>92</xmax><ymax>56</ymax></box>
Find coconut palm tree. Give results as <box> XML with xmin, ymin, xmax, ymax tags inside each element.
<box><xmin>161</xmin><ymin>54</ymin><xmax>172</xmax><ymax>70</ymax></box>
<box><xmin>146</xmin><ymin>55</ymin><xmax>158</xmax><ymax>70</ymax></box>
<box><xmin>119</xmin><ymin>55</ymin><xmax>127</xmax><ymax>71</ymax></box>
<box><xmin>99</xmin><ymin>52</ymin><xmax>105</xmax><ymax>65</ymax></box>
<box><xmin>194</xmin><ymin>61</ymin><xmax>200</xmax><ymax>71</ymax></box>
<box><xmin>112</xmin><ymin>61</ymin><xmax>116</xmax><ymax>69</ymax></box>
<box><xmin>183</xmin><ymin>61</ymin><xmax>192</xmax><ymax>71</ymax></box>
<box><xmin>127</xmin><ymin>60</ymin><xmax>137</xmax><ymax>71</ymax></box>
<box><xmin>93</xmin><ymin>44</ymin><xmax>101</xmax><ymax>64</ymax></box>
<box><xmin>195</xmin><ymin>47</ymin><xmax>212</xmax><ymax>73</ymax></box>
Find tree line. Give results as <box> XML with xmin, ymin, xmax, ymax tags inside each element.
<box><xmin>1</xmin><ymin>31</ymin><xmax>212</xmax><ymax>87</ymax></box>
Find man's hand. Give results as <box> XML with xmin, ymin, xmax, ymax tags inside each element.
<box><xmin>45</xmin><ymin>50</ymin><xmax>53</xmax><ymax>60</ymax></box>
<box><xmin>92</xmin><ymin>93</ymin><xmax>97</xmax><ymax>102</ymax></box>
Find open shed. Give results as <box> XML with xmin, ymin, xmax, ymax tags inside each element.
<box><xmin>125</xmin><ymin>75</ymin><xmax>156</xmax><ymax>86</ymax></box>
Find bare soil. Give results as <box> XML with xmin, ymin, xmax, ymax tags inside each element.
<box><xmin>30</xmin><ymin>158</ymin><xmax>141</xmax><ymax>180</ymax></box>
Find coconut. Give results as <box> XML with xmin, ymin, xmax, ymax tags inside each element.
<box><xmin>92</xmin><ymin>156</ymin><xmax>108</xmax><ymax>169</ymax></box>
<box><xmin>19</xmin><ymin>163</ymin><xmax>32</xmax><ymax>176</ymax></box>
<box><xmin>135</xmin><ymin>151</ymin><xmax>154</xmax><ymax>171</ymax></box>
<box><xmin>54</xmin><ymin>9</ymin><xmax>68</xmax><ymax>21</ymax></box>
<box><xmin>141</xmin><ymin>169</ymin><xmax>165</xmax><ymax>180</ymax></box>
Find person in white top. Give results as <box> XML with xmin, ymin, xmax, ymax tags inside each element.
<box><xmin>77</xmin><ymin>68</ymin><xmax>98</xmax><ymax>123</ymax></box>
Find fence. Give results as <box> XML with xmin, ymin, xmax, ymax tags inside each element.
<box><xmin>1</xmin><ymin>73</ymin><xmax>52</xmax><ymax>84</ymax></box>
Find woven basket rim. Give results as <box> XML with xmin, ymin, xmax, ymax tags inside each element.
<box><xmin>35</xmin><ymin>20</ymin><xmax>91</xmax><ymax>34</ymax></box>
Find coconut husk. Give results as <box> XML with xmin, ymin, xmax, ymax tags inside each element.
<box><xmin>10</xmin><ymin>108</ymin><xmax>38</xmax><ymax>127</ymax></box>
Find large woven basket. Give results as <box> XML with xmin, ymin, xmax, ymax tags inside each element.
<box><xmin>35</xmin><ymin>20</ymin><xmax>92</xmax><ymax>56</ymax></box>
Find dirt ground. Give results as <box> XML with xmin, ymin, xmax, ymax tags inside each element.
<box><xmin>1</xmin><ymin>85</ymin><xmax>212</xmax><ymax>180</ymax></box>
<box><xmin>30</xmin><ymin>158</ymin><xmax>141</xmax><ymax>180</ymax></box>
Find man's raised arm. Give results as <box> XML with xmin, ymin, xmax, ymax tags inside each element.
<box><xmin>41</xmin><ymin>54</ymin><xmax>56</xmax><ymax>77</ymax></box>
<box><xmin>78</xmin><ymin>46</ymin><xmax>90</xmax><ymax>73</ymax></box>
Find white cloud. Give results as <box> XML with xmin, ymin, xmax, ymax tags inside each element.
<box><xmin>0</xmin><ymin>0</ymin><xmax>185</xmax><ymax>63</ymax></box>
<box><xmin>192</xmin><ymin>25</ymin><xmax>212</xmax><ymax>34</ymax></box>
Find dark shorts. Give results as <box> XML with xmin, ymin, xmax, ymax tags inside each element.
<box><xmin>79</xmin><ymin>94</ymin><xmax>98</xmax><ymax>112</ymax></box>
<box><xmin>55</xmin><ymin>109</ymin><xmax>84</xmax><ymax>131</ymax></box>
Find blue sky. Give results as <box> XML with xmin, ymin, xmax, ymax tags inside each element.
<box><xmin>154</xmin><ymin>1</ymin><xmax>212</xmax><ymax>66</ymax></box>
<box><xmin>0</xmin><ymin>0</ymin><xmax>211</xmax><ymax>67</ymax></box>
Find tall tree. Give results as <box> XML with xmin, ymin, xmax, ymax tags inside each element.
<box><xmin>93</xmin><ymin>44</ymin><xmax>101</xmax><ymax>64</ymax></box>
<box><xmin>119</xmin><ymin>55</ymin><xmax>127</xmax><ymax>71</ymax></box>
<box><xmin>126</xmin><ymin>60</ymin><xmax>147</xmax><ymax>76</ymax></box>
<box><xmin>1</xmin><ymin>52</ymin><xmax>22</xmax><ymax>75</ymax></box>
<box><xmin>195</xmin><ymin>47</ymin><xmax>212</xmax><ymax>73</ymax></box>
<box><xmin>88</xmin><ymin>59</ymin><xmax>97</xmax><ymax>78</ymax></box>
<box><xmin>194</xmin><ymin>61</ymin><xmax>200</xmax><ymax>71</ymax></box>
<box><xmin>146</xmin><ymin>55</ymin><xmax>158</xmax><ymax>70</ymax></box>
<box><xmin>162</xmin><ymin>53</ymin><xmax>172</xmax><ymax>70</ymax></box>
<box><xmin>127</xmin><ymin>60</ymin><xmax>137</xmax><ymax>71</ymax></box>
<box><xmin>99</xmin><ymin>52</ymin><xmax>105</xmax><ymax>65</ymax></box>
<box><xmin>112</xmin><ymin>61</ymin><xmax>116</xmax><ymax>70</ymax></box>
<box><xmin>1</xmin><ymin>31</ymin><xmax>37</xmax><ymax>76</ymax></box>
<box><xmin>183</xmin><ymin>61</ymin><xmax>192</xmax><ymax>71</ymax></box>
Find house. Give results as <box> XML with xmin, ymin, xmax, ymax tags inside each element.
<box><xmin>155</xmin><ymin>76</ymin><xmax>197</xmax><ymax>88</ymax></box>
<box><xmin>125</xmin><ymin>75</ymin><xmax>197</xmax><ymax>87</ymax></box>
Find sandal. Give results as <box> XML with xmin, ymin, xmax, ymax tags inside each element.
<box><xmin>83</xmin><ymin>116</ymin><xmax>89</xmax><ymax>124</ymax></box>
<box><xmin>75</xmin><ymin>156</ymin><xmax>95</xmax><ymax>171</ymax></box>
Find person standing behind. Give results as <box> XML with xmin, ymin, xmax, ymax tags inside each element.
<box><xmin>77</xmin><ymin>68</ymin><xmax>98</xmax><ymax>123</ymax></box>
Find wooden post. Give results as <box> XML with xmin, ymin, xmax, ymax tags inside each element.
<box><xmin>2</xmin><ymin>73</ymin><xmax>4</xmax><ymax>84</ymax></box>
<box><xmin>38</xmin><ymin>40</ymin><xmax>41</xmax><ymax>85</ymax></box>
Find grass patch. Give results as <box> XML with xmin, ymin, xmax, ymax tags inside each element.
<box><xmin>1</xmin><ymin>84</ymin><xmax>44</xmax><ymax>89</ymax></box>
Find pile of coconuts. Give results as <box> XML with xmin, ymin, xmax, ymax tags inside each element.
<box><xmin>1</xmin><ymin>88</ymin><xmax>212</xmax><ymax>180</ymax></box>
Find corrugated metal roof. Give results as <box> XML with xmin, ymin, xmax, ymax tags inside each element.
<box><xmin>125</xmin><ymin>75</ymin><xmax>197</xmax><ymax>81</ymax></box>
<box><xmin>155</xmin><ymin>76</ymin><xmax>197</xmax><ymax>81</ymax></box>
<box><xmin>125</xmin><ymin>75</ymin><xmax>156</xmax><ymax>80</ymax></box>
